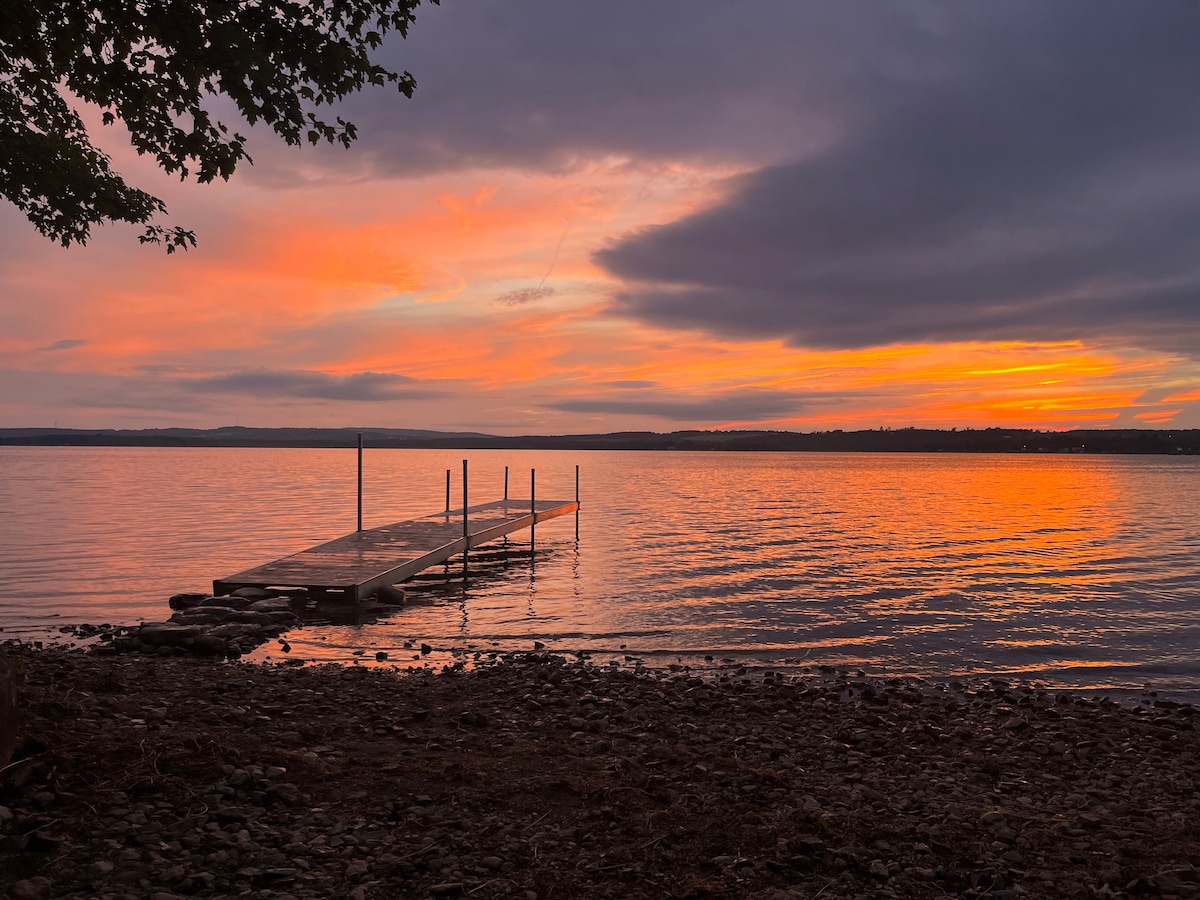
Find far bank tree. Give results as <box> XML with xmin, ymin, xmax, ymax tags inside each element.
<box><xmin>0</xmin><ymin>0</ymin><xmax>435</xmax><ymax>251</ymax></box>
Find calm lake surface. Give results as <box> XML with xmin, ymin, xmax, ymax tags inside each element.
<box><xmin>2</xmin><ymin>447</ymin><xmax>1198</xmax><ymax>699</ymax></box>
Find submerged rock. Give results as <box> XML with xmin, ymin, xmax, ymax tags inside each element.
<box><xmin>373</xmin><ymin>584</ymin><xmax>407</xmax><ymax>606</ymax></box>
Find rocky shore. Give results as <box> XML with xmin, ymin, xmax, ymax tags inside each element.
<box><xmin>64</xmin><ymin>589</ymin><xmax>316</xmax><ymax>660</ymax></box>
<box><xmin>55</xmin><ymin>586</ymin><xmax>413</xmax><ymax>660</ymax></box>
<box><xmin>2</xmin><ymin>645</ymin><xmax>1198</xmax><ymax>900</ymax></box>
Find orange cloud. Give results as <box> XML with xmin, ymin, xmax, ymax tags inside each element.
<box><xmin>1135</xmin><ymin>409</ymin><xmax>1185</xmax><ymax>424</ymax></box>
<box><xmin>5</xmin><ymin>147</ymin><xmax>1200</xmax><ymax>432</ymax></box>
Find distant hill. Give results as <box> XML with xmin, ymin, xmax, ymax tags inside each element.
<box><xmin>0</xmin><ymin>426</ymin><xmax>491</xmax><ymax>446</ymax></box>
<box><xmin>1</xmin><ymin>426</ymin><xmax>1198</xmax><ymax>454</ymax></box>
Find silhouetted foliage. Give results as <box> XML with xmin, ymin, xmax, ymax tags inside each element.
<box><xmin>1</xmin><ymin>426</ymin><xmax>1198</xmax><ymax>454</ymax></box>
<box><xmin>0</xmin><ymin>0</ymin><xmax>434</xmax><ymax>250</ymax></box>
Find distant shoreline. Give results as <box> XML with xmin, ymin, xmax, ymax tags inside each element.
<box><xmin>1</xmin><ymin>425</ymin><xmax>1199</xmax><ymax>454</ymax></box>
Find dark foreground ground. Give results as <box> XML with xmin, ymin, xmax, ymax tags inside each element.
<box><xmin>2</xmin><ymin>646</ymin><xmax>1198</xmax><ymax>900</ymax></box>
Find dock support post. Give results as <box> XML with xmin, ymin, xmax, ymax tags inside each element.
<box><xmin>462</xmin><ymin>459</ymin><xmax>470</xmax><ymax>575</ymax></box>
<box><xmin>445</xmin><ymin>469</ymin><xmax>451</xmax><ymax>513</ymax></box>
<box><xmin>502</xmin><ymin>465</ymin><xmax>511</xmax><ymax>545</ymax></box>
<box><xmin>357</xmin><ymin>432</ymin><xmax>363</xmax><ymax>532</ymax></box>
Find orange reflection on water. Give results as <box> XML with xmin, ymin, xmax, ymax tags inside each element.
<box><xmin>852</xmin><ymin>455</ymin><xmax>1121</xmax><ymax>650</ymax></box>
<box><xmin>4</xmin><ymin>447</ymin><xmax>1196</xmax><ymax>695</ymax></box>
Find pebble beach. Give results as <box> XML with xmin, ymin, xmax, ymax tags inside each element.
<box><xmin>2</xmin><ymin>645</ymin><xmax>1199</xmax><ymax>899</ymax></box>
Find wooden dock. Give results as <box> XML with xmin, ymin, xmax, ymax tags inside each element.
<box><xmin>213</xmin><ymin>498</ymin><xmax>578</xmax><ymax>603</ymax></box>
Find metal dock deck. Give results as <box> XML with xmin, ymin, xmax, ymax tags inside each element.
<box><xmin>214</xmin><ymin>497</ymin><xmax>578</xmax><ymax>602</ymax></box>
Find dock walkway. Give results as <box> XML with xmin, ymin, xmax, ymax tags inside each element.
<box><xmin>213</xmin><ymin>498</ymin><xmax>578</xmax><ymax>602</ymax></box>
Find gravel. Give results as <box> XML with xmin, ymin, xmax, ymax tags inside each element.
<box><xmin>2</xmin><ymin>644</ymin><xmax>1198</xmax><ymax>899</ymax></box>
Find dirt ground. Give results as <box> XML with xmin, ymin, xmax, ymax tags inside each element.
<box><xmin>2</xmin><ymin>645</ymin><xmax>1198</xmax><ymax>899</ymax></box>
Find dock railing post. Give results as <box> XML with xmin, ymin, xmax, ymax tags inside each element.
<box><xmin>504</xmin><ymin>465</ymin><xmax>509</xmax><ymax>502</ymax></box>
<box><xmin>530</xmin><ymin>467</ymin><xmax>536</xmax><ymax>549</ymax></box>
<box><xmin>575</xmin><ymin>463</ymin><xmax>580</xmax><ymax>540</ymax></box>
<box><xmin>445</xmin><ymin>468</ymin><xmax>451</xmax><ymax>514</ymax></box>
<box><xmin>357</xmin><ymin>432</ymin><xmax>363</xmax><ymax>532</ymax></box>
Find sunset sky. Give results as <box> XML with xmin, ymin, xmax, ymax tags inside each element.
<box><xmin>3</xmin><ymin>0</ymin><xmax>1200</xmax><ymax>433</ymax></box>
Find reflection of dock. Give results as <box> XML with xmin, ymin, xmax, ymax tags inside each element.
<box><xmin>214</xmin><ymin>498</ymin><xmax>578</xmax><ymax>602</ymax></box>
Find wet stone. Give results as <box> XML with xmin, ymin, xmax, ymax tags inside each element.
<box><xmin>4</xmin><ymin>644</ymin><xmax>1199</xmax><ymax>900</ymax></box>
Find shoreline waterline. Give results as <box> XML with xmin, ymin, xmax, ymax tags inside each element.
<box><xmin>6</xmin><ymin>624</ymin><xmax>1197</xmax><ymax>710</ymax></box>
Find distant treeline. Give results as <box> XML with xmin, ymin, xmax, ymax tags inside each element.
<box><xmin>1</xmin><ymin>426</ymin><xmax>1198</xmax><ymax>454</ymax></box>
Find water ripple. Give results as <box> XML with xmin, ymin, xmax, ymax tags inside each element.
<box><xmin>1</xmin><ymin>447</ymin><xmax>1198</xmax><ymax>698</ymax></box>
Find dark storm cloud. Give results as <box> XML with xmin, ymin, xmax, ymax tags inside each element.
<box><xmin>595</xmin><ymin>3</ymin><xmax>1200</xmax><ymax>354</ymax></box>
<box><xmin>547</xmin><ymin>389</ymin><xmax>846</xmax><ymax>423</ymax></box>
<box><xmin>236</xmin><ymin>1</ymin><xmax>1200</xmax><ymax>355</ymax></box>
<box><xmin>274</xmin><ymin>0</ymin><xmax>884</xmax><ymax>177</ymax></box>
<box><xmin>37</xmin><ymin>339</ymin><xmax>88</xmax><ymax>351</ymax></box>
<box><xmin>184</xmin><ymin>370</ymin><xmax>440</xmax><ymax>402</ymax></box>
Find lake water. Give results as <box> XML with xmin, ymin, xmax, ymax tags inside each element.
<box><xmin>2</xmin><ymin>447</ymin><xmax>1198</xmax><ymax>700</ymax></box>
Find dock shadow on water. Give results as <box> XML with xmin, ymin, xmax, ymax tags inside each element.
<box><xmin>248</xmin><ymin>536</ymin><xmax>577</xmax><ymax>668</ymax></box>
<box><xmin>301</xmin><ymin>541</ymin><xmax>551</xmax><ymax>628</ymax></box>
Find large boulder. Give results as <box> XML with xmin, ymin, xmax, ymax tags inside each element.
<box><xmin>207</xmin><ymin>623</ymin><xmax>269</xmax><ymax>642</ymax></box>
<box><xmin>206</xmin><ymin>622</ymin><xmax>274</xmax><ymax>655</ymax></box>
<box><xmin>229</xmin><ymin>586</ymin><xmax>273</xmax><ymax>601</ymax></box>
<box><xmin>169</xmin><ymin>608</ymin><xmax>235</xmax><ymax>626</ymax></box>
<box><xmin>201</xmin><ymin>595</ymin><xmax>251</xmax><ymax>610</ymax></box>
<box><xmin>247</xmin><ymin>597</ymin><xmax>297</xmax><ymax>614</ymax></box>
<box><xmin>168</xmin><ymin>592</ymin><xmax>210</xmax><ymax>610</ymax></box>
<box><xmin>197</xmin><ymin>610</ymin><xmax>266</xmax><ymax>626</ymax></box>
